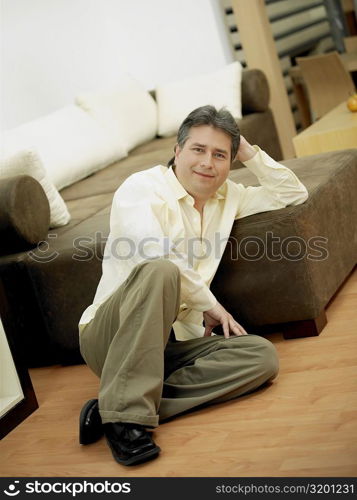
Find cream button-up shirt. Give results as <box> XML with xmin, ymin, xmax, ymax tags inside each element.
<box><xmin>79</xmin><ymin>146</ymin><xmax>308</xmax><ymax>340</ymax></box>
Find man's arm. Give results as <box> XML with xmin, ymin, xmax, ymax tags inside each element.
<box><xmin>234</xmin><ymin>136</ymin><xmax>308</xmax><ymax>219</ymax></box>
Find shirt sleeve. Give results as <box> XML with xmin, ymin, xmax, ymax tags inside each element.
<box><xmin>235</xmin><ymin>146</ymin><xmax>308</xmax><ymax>219</ymax></box>
<box><xmin>110</xmin><ymin>180</ymin><xmax>217</xmax><ymax>312</ymax></box>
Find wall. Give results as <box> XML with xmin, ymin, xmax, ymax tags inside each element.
<box><xmin>0</xmin><ymin>0</ymin><xmax>233</xmax><ymax>131</ymax></box>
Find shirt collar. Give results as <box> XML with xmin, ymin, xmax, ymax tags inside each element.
<box><xmin>165</xmin><ymin>166</ymin><xmax>188</xmax><ymax>200</ymax></box>
<box><xmin>165</xmin><ymin>166</ymin><xmax>227</xmax><ymax>201</ymax></box>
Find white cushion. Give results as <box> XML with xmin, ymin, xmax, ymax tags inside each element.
<box><xmin>76</xmin><ymin>75</ymin><xmax>157</xmax><ymax>152</ymax></box>
<box><xmin>0</xmin><ymin>149</ymin><xmax>71</xmax><ymax>228</ymax></box>
<box><xmin>156</xmin><ymin>61</ymin><xmax>243</xmax><ymax>137</ymax></box>
<box><xmin>3</xmin><ymin>106</ymin><xmax>127</xmax><ymax>190</ymax></box>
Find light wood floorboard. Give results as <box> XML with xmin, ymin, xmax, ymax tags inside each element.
<box><xmin>0</xmin><ymin>267</ymin><xmax>356</xmax><ymax>477</ymax></box>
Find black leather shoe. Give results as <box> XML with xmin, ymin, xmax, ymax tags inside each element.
<box><xmin>79</xmin><ymin>399</ymin><xmax>103</xmax><ymax>445</ymax></box>
<box><xmin>104</xmin><ymin>422</ymin><xmax>161</xmax><ymax>466</ymax></box>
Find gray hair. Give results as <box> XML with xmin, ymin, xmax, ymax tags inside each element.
<box><xmin>167</xmin><ymin>105</ymin><xmax>240</xmax><ymax>167</ymax></box>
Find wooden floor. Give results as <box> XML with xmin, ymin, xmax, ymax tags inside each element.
<box><xmin>1</xmin><ymin>267</ymin><xmax>356</xmax><ymax>477</ymax></box>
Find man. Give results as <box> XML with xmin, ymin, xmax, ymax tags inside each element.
<box><xmin>78</xmin><ymin>105</ymin><xmax>308</xmax><ymax>466</ymax></box>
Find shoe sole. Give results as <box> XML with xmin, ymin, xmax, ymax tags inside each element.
<box><xmin>106</xmin><ymin>437</ymin><xmax>161</xmax><ymax>466</ymax></box>
<box><xmin>79</xmin><ymin>399</ymin><xmax>103</xmax><ymax>445</ymax></box>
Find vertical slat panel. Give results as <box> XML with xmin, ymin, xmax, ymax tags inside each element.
<box><xmin>219</xmin><ymin>0</ymin><xmax>337</xmax><ymax>132</ymax></box>
<box><xmin>231</xmin><ymin>0</ymin><xmax>297</xmax><ymax>159</ymax></box>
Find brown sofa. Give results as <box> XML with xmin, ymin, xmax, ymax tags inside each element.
<box><xmin>1</xmin><ymin>69</ymin><xmax>356</xmax><ymax>367</ymax></box>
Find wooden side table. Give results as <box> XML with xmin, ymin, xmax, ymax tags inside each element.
<box><xmin>293</xmin><ymin>101</ymin><xmax>357</xmax><ymax>157</ymax></box>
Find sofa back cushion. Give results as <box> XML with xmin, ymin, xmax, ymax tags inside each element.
<box><xmin>3</xmin><ymin>106</ymin><xmax>127</xmax><ymax>190</ymax></box>
<box><xmin>156</xmin><ymin>61</ymin><xmax>243</xmax><ymax>137</ymax></box>
<box><xmin>76</xmin><ymin>75</ymin><xmax>158</xmax><ymax>153</ymax></box>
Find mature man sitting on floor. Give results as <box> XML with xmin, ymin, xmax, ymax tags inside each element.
<box><xmin>78</xmin><ymin>105</ymin><xmax>308</xmax><ymax>466</ymax></box>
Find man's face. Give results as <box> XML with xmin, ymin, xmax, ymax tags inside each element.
<box><xmin>174</xmin><ymin>125</ymin><xmax>232</xmax><ymax>201</ymax></box>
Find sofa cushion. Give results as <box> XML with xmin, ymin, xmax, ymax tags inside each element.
<box><xmin>156</xmin><ymin>61</ymin><xmax>243</xmax><ymax>137</ymax></box>
<box><xmin>3</xmin><ymin>106</ymin><xmax>127</xmax><ymax>190</ymax></box>
<box><xmin>0</xmin><ymin>175</ymin><xmax>50</xmax><ymax>255</ymax></box>
<box><xmin>241</xmin><ymin>69</ymin><xmax>270</xmax><ymax>114</ymax></box>
<box><xmin>0</xmin><ymin>149</ymin><xmax>70</xmax><ymax>228</ymax></box>
<box><xmin>220</xmin><ymin>149</ymin><xmax>357</xmax><ymax>325</ymax></box>
<box><xmin>76</xmin><ymin>75</ymin><xmax>157</xmax><ymax>152</ymax></box>
<box><xmin>60</xmin><ymin>135</ymin><xmax>177</xmax><ymax>201</ymax></box>
<box><xmin>54</xmin><ymin>193</ymin><xmax>113</xmax><ymax>237</ymax></box>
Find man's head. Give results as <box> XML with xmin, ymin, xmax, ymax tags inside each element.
<box><xmin>168</xmin><ymin>105</ymin><xmax>240</xmax><ymax>168</ymax></box>
<box><xmin>169</xmin><ymin>105</ymin><xmax>240</xmax><ymax>204</ymax></box>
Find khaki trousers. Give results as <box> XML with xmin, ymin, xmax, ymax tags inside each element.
<box><xmin>79</xmin><ymin>259</ymin><xmax>279</xmax><ymax>427</ymax></box>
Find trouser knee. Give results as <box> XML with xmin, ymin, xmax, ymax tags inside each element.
<box><xmin>139</xmin><ymin>258</ymin><xmax>180</xmax><ymax>287</ymax></box>
<box><xmin>224</xmin><ymin>335</ymin><xmax>279</xmax><ymax>381</ymax></box>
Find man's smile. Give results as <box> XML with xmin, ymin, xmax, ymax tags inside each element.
<box><xmin>193</xmin><ymin>171</ymin><xmax>215</xmax><ymax>178</ymax></box>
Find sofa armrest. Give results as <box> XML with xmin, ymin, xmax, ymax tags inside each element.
<box><xmin>0</xmin><ymin>175</ymin><xmax>50</xmax><ymax>256</ymax></box>
<box><xmin>241</xmin><ymin>69</ymin><xmax>270</xmax><ymax>115</ymax></box>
